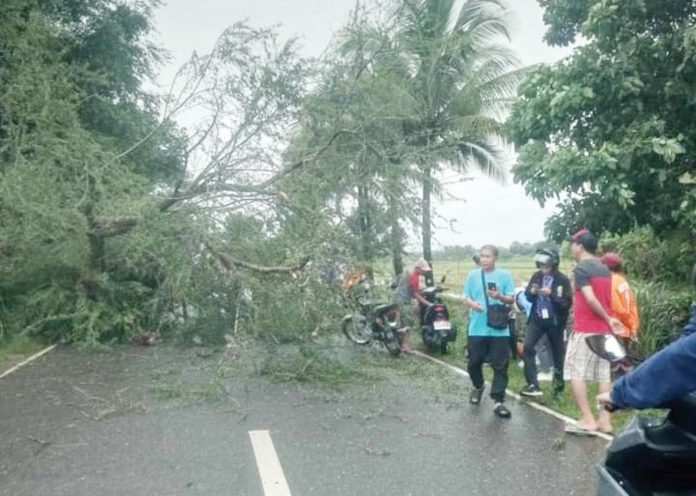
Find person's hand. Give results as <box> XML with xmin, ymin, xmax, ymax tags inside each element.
<box><xmin>597</xmin><ymin>391</ymin><xmax>617</xmax><ymax>412</ymax></box>
<box><xmin>487</xmin><ymin>289</ymin><xmax>501</xmax><ymax>300</ymax></box>
<box><xmin>470</xmin><ymin>302</ymin><xmax>484</xmax><ymax>313</ymax></box>
<box><xmin>539</xmin><ymin>287</ymin><xmax>552</xmax><ymax>297</ymax></box>
<box><xmin>608</xmin><ymin>317</ymin><xmax>624</xmax><ymax>336</ymax></box>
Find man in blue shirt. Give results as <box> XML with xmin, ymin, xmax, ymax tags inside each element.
<box><xmin>463</xmin><ymin>245</ymin><xmax>516</xmax><ymax>418</ymax></box>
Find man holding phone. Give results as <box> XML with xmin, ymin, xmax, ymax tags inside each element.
<box><xmin>463</xmin><ymin>245</ymin><xmax>516</xmax><ymax>418</ymax></box>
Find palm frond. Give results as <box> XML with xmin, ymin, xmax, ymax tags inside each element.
<box><xmin>457</xmin><ymin>139</ymin><xmax>509</xmax><ymax>184</ymax></box>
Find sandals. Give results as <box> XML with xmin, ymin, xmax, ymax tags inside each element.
<box><xmin>470</xmin><ymin>387</ymin><xmax>484</xmax><ymax>405</ymax></box>
<box><xmin>564</xmin><ymin>424</ymin><xmax>599</xmax><ymax>437</ymax></box>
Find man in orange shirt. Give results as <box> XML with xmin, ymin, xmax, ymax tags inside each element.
<box><xmin>600</xmin><ymin>253</ymin><xmax>640</xmax><ymax>340</ymax></box>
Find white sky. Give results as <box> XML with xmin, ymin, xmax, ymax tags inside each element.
<box><xmin>151</xmin><ymin>0</ymin><xmax>573</xmax><ymax>249</ymax></box>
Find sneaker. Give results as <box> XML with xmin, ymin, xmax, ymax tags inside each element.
<box><xmin>470</xmin><ymin>387</ymin><xmax>484</xmax><ymax>405</ymax></box>
<box><xmin>537</xmin><ymin>371</ymin><xmax>554</xmax><ymax>382</ymax></box>
<box><xmin>493</xmin><ymin>402</ymin><xmax>511</xmax><ymax>418</ymax></box>
<box><xmin>520</xmin><ymin>384</ymin><xmax>543</xmax><ymax>397</ymax></box>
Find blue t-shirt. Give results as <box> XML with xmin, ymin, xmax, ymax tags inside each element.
<box><xmin>463</xmin><ymin>268</ymin><xmax>516</xmax><ymax>337</ymax></box>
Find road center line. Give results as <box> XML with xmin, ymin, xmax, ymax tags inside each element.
<box><xmin>0</xmin><ymin>344</ymin><xmax>58</xmax><ymax>379</ymax></box>
<box><xmin>248</xmin><ymin>430</ymin><xmax>292</xmax><ymax>496</ymax></box>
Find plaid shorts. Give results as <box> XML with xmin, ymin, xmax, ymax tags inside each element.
<box><xmin>563</xmin><ymin>332</ymin><xmax>611</xmax><ymax>382</ymax></box>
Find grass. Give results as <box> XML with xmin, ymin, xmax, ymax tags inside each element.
<box><xmin>259</xmin><ymin>346</ymin><xmax>372</xmax><ymax>389</ymax></box>
<box><xmin>150</xmin><ymin>355</ymin><xmax>237</xmax><ymax>403</ymax></box>
<box><xmin>0</xmin><ymin>334</ymin><xmax>46</xmax><ymax>368</ymax></box>
<box><xmin>432</xmin><ymin>258</ymin><xmax>538</xmax><ymax>290</ymax></box>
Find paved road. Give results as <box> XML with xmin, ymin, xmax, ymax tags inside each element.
<box><xmin>0</xmin><ymin>346</ymin><xmax>607</xmax><ymax>495</ymax></box>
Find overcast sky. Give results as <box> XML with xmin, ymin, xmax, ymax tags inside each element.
<box><xmin>151</xmin><ymin>0</ymin><xmax>573</xmax><ymax>249</ymax></box>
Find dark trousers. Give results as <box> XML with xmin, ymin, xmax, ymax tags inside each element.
<box><xmin>467</xmin><ymin>336</ymin><xmax>510</xmax><ymax>402</ymax></box>
<box><xmin>508</xmin><ymin>318</ymin><xmax>518</xmax><ymax>358</ymax></box>
<box><xmin>523</xmin><ymin>317</ymin><xmax>565</xmax><ymax>387</ymax></box>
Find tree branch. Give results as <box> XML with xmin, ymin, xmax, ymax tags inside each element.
<box><xmin>211</xmin><ymin>246</ymin><xmax>310</xmax><ymax>274</ymax></box>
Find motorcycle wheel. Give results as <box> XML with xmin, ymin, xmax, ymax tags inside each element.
<box><xmin>382</xmin><ymin>327</ymin><xmax>402</xmax><ymax>356</ymax></box>
<box><xmin>342</xmin><ymin>313</ymin><xmax>373</xmax><ymax>345</ymax></box>
<box><xmin>440</xmin><ymin>342</ymin><xmax>448</xmax><ymax>354</ymax></box>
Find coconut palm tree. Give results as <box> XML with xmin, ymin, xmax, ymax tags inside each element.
<box><xmin>384</xmin><ymin>0</ymin><xmax>523</xmax><ymax>261</ymax></box>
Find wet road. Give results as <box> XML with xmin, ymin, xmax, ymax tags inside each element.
<box><xmin>0</xmin><ymin>346</ymin><xmax>607</xmax><ymax>495</ymax></box>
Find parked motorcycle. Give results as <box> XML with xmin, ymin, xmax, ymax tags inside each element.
<box><xmin>590</xmin><ymin>334</ymin><xmax>696</xmax><ymax>496</ymax></box>
<box><xmin>419</xmin><ymin>285</ymin><xmax>457</xmax><ymax>354</ymax></box>
<box><xmin>341</xmin><ymin>279</ymin><xmax>402</xmax><ymax>356</ymax></box>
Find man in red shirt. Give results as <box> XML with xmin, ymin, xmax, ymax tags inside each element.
<box><xmin>564</xmin><ymin>229</ymin><xmax>623</xmax><ymax>435</ymax></box>
<box><xmin>394</xmin><ymin>258</ymin><xmax>432</xmax><ymax>352</ymax></box>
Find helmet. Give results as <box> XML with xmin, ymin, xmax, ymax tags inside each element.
<box><xmin>533</xmin><ymin>248</ymin><xmax>560</xmax><ymax>268</ymax></box>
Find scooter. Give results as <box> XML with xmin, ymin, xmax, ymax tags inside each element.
<box><xmin>419</xmin><ymin>285</ymin><xmax>457</xmax><ymax>354</ymax></box>
<box><xmin>589</xmin><ymin>335</ymin><xmax>696</xmax><ymax>496</ymax></box>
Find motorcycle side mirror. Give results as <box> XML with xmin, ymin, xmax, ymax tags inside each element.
<box><xmin>585</xmin><ymin>334</ymin><xmax>627</xmax><ymax>363</ymax></box>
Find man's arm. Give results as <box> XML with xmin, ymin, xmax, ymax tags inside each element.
<box><xmin>463</xmin><ymin>273</ymin><xmax>483</xmax><ymax>313</ymax></box>
<box><xmin>524</xmin><ymin>272</ymin><xmax>539</xmax><ymax>303</ymax></box>
<box><xmin>580</xmin><ymin>285</ymin><xmax>623</xmax><ymax>334</ymax></box>
<box><xmin>550</xmin><ymin>274</ymin><xmax>573</xmax><ymax>311</ymax></box>
<box><xmin>489</xmin><ymin>272</ymin><xmax>515</xmax><ymax>305</ymax></box>
<box><xmin>413</xmin><ymin>291</ymin><xmax>431</xmax><ymax>307</ymax></box>
<box><xmin>605</xmin><ymin>333</ymin><xmax>696</xmax><ymax>409</ymax></box>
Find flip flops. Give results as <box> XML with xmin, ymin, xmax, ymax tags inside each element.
<box><xmin>564</xmin><ymin>424</ymin><xmax>599</xmax><ymax>437</ymax></box>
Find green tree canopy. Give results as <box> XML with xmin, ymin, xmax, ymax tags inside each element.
<box><xmin>508</xmin><ymin>0</ymin><xmax>696</xmax><ymax>241</ymax></box>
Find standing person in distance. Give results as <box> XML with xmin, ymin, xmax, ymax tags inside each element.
<box><xmin>520</xmin><ymin>248</ymin><xmax>572</xmax><ymax>397</ymax></box>
<box><xmin>564</xmin><ymin>229</ymin><xmax>624</xmax><ymax>435</ymax></box>
<box><xmin>394</xmin><ymin>258</ymin><xmax>433</xmax><ymax>352</ymax></box>
<box><xmin>463</xmin><ymin>245</ymin><xmax>516</xmax><ymax>419</ymax></box>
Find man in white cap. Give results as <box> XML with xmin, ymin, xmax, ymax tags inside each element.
<box><xmin>394</xmin><ymin>258</ymin><xmax>433</xmax><ymax>351</ymax></box>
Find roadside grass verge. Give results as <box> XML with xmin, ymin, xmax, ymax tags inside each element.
<box><xmin>0</xmin><ymin>334</ymin><xmax>46</xmax><ymax>370</ymax></box>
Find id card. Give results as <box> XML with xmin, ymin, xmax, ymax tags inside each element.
<box><xmin>541</xmin><ymin>308</ymin><xmax>550</xmax><ymax>320</ymax></box>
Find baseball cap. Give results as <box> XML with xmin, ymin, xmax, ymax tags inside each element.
<box><xmin>414</xmin><ymin>258</ymin><xmax>432</xmax><ymax>272</ymax></box>
<box><xmin>569</xmin><ymin>228</ymin><xmax>598</xmax><ymax>253</ymax></box>
<box><xmin>600</xmin><ymin>252</ymin><xmax>623</xmax><ymax>270</ymax></box>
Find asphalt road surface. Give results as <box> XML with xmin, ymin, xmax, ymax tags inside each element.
<box><xmin>0</xmin><ymin>345</ymin><xmax>607</xmax><ymax>496</ymax></box>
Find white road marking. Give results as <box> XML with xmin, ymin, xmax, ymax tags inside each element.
<box><xmin>411</xmin><ymin>350</ymin><xmax>614</xmax><ymax>442</ymax></box>
<box><xmin>0</xmin><ymin>344</ymin><xmax>58</xmax><ymax>379</ymax></box>
<box><xmin>248</xmin><ymin>430</ymin><xmax>292</xmax><ymax>496</ymax></box>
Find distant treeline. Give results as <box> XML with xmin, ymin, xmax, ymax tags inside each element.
<box><xmin>432</xmin><ymin>241</ymin><xmax>560</xmax><ymax>261</ymax></box>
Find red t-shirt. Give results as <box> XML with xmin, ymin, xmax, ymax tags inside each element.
<box><xmin>573</xmin><ymin>259</ymin><xmax>613</xmax><ymax>334</ymax></box>
<box><xmin>409</xmin><ymin>271</ymin><xmax>421</xmax><ymax>294</ymax></box>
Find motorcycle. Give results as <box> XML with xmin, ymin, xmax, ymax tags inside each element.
<box><xmin>589</xmin><ymin>335</ymin><xmax>696</xmax><ymax>496</ymax></box>
<box><xmin>419</xmin><ymin>285</ymin><xmax>457</xmax><ymax>354</ymax></box>
<box><xmin>341</xmin><ymin>279</ymin><xmax>402</xmax><ymax>356</ymax></box>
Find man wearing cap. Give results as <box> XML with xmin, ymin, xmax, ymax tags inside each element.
<box><xmin>394</xmin><ymin>258</ymin><xmax>433</xmax><ymax>352</ymax></box>
<box><xmin>600</xmin><ymin>252</ymin><xmax>640</xmax><ymax>341</ymax></box>
<box><xmin>564</xmin><ymin>229</ymin><xmax>624</xmax><ymax>435</ymax></box>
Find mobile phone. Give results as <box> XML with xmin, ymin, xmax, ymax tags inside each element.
<box><xmin>487</xmin><ymin>282</ymin><xmax>497</xmax><ymax>291</ymax></box>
